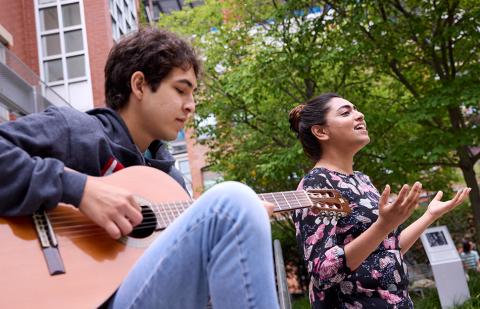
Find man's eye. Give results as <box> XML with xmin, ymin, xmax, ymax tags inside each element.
<box><xmin>341</xmin><ymin>111</ymin><xmax>350</xmax><ymax>116</ymax></box>
<box><xmin>176</xmin><ymin>88</ymin><xmax>185</xmax><ymax>94</ymax></box>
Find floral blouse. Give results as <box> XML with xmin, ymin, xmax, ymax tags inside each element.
<box><xmin>293</xmin><ymin>167</ymin><xmax>413</xmax><ymax>308</ymax></box>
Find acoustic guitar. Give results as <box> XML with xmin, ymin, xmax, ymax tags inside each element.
<box><xmin>0</xmin><ymin>166</ymin><xmax>350</xmax><ymax>308</ymax></box>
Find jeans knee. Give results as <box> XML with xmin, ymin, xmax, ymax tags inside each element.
<box><xmin>206</xmin><ymin>181</ymin><xmax>269</xmax><ymax>225</ymax></box>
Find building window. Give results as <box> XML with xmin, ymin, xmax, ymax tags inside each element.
<box><xmin>109</xmin><ymin>0</ymin><xmax>137</xmax><ymax>41</ymax></box>
<box><xmin>35</xmin><ymin>0</ymin><xmax>93</xmax><ymax>110</ymax></box>
<box><xmin>37</xmin><ymin>1</ymin><xmax>86</xmax><ymax>83</ymax></box>
<box><xmin>44</xmin><ymin>59</ymin><xmax>63</xmax><ymax>82</ymax></box>
<box><xmin>64</xmin><ymin>29</ymin><xmax>83</xmax><ymax>52</ymax></box>
<box><xmin>202</xmin><ymin>167</ymin><xmax>222</xmax><ymax>191</ymax></box>
<box><xmin>41</xmin><ymin>33</ymin><xmax>61</xmax><ymax>56</ymax></box>
<box><xmin>39</xmin><ymin>7</ymin><xmax>59</xmax><ymax>31</ymax></box>
<box><xmin>0</xmin><ymin>43</ymin><xmax>5</xmax><ymax>63</ymax></box>
<box><xmin>0</xmin><ymin>103</ymin><xmax>9</xmax><ymax>123</ymax></box>
<box><xmin>144</xmin><ymin>0</ymin><xmax>204</xmax><ymax>22</ymax></box>
<box><xmin>169</xmin><ymin>129</ymin><xmax>187</xmax><ymax>154</ymax></box>
<box><xmin>62</xmin><ymin>3</ymin><xmax>81</xmax><ymax>27</ymax></box>
<box><xmin>175</xmin><ymin>155</ymin><xmax>193</xmax><ymax>196</ymax></box>
<box><xmin>66</xmin><ymin>54</ymin><xmax>85</xmax><ymax>79</ymax></box>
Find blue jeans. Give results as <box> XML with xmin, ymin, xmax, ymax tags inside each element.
<box><xmin>109</xmin><ymin>182</ymin><xmax>280</xmax><ymax>309</ymax></box>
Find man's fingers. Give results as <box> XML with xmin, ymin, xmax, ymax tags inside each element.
<box><xmin>124</xmin><ymin>204</ymin><xmax>143</xmax><ymax>226</ymax></box>
<box><xmin>105</xmin><ymin>221</ymin><xmax>122</xmax><ymax>240</ymax></box>
<box><xmin>114</xmin><ymin>215</ymin><xmax>134</xmax><ymax>237</ymax></box>
<box><xmin>262</xmin><ymin>201</ymin><xmax>274</xmax><ymax>217</ymax></box>
<box><xmin>127</xmin><ymin>195</ymin><xmax>142</xmax><ymax>213</ymax></box>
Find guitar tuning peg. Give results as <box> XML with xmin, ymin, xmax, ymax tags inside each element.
<box><xmin>323</xmin><ymin>217</ymin><xmax>330</xmax><ymax>225</ymax></box>
<box><xmin>331</xmin><ymin>217</ymin><xmax>337</xmax><ymax>225</ymax></box>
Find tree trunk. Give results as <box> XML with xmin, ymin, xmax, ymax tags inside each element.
<box><xmin>459</xmin><ymin>160</ymin><xmax>480</xmax><ymax>242</ymax></box>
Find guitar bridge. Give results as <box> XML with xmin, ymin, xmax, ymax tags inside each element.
<box><xmin>33</xmin><ymin>211</ymin><xmax>65</xmax><ymax>276</ymax></box>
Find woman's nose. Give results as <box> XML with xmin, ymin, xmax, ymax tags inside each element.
<box><xmin>355</xmin><ymin>110</ymin><xmax>364</xmax><ymax>120</ymax></box>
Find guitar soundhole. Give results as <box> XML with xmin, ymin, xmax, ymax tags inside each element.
<box><xmin>129</xmin><ymin>205</ymin><xmax>157</xmax><ymax>239</ymax></box>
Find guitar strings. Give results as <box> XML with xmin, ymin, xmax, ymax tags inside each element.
<box><xmin>46</xmin><ymin>194</ymin><xmax>313</xmax><ymax>222</ymax></box>
<box><xmin>46</xmin><ymin>192</ymin><xmax>323</xmax><ymax>235</ymax></box>
<box><xmin>39</xmin><ymin>190</ymin><xmax>347</xmax><ymax>243</ymax></box>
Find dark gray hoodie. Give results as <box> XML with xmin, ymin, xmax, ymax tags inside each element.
<box><xmin>0</xmin><ymin>106</ymin><xmax>187</xmax><ymax>216</ymax></box>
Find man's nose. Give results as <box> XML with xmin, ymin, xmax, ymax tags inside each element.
<box><xmin>184</xmin><ymin>96</ymin><xmax>195</xmax><ymax>115</ymax></box>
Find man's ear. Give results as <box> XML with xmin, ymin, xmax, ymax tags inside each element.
<box><xmin>311</xmin><ymin>125</ymin><xmax>329</xmax><ymax>141</ymax></box>
<box><xmin>130</xmin><ymin>71</ymin><xmax>145</xmax><ymax>100</ymax></box>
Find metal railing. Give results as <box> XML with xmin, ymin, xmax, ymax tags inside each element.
<box><xmin>0</xmin><ymin>45</ymin><xmax>71</xmax><ymax>116</ymax></box>
<box><xmin>274</xmin><ymin>239</ymin><xmax>293</xmax><ymax>309</ymax></box>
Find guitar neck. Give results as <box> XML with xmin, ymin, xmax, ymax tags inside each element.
<box><xmin>149</xmin><ymin>190</ymin><xmax>311</xmax><ymax>229</ymax></box>
<box><xmin>257</xmin><ymin>191</ymin><xmax>313</xmax><ymax>213</ymax></box>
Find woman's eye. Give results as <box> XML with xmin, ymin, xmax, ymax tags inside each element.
<box><xmin>341</xmin><ymin>111</ymin><xmax>350</xmax><ymax>116</ymax></box>
<box><xmin>176</xmin><ymin>88</ymin><xmax>185</xmax><ymax>94</ymax></box>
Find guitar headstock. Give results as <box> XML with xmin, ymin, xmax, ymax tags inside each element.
<box><xmin>305</xmin><ymin>189</ymin><xmax>351</xmax><ymax>223</ymax></box>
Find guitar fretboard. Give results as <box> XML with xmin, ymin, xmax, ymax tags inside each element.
<box><xmin>150</xmin><ymin>190</ymin><xmax>312</xmax><ymax>229</ymax></box>
<box><xmin>258</xmin><ymin>191</ymin><xmax>313</xmax><ymax>212</ymax></box>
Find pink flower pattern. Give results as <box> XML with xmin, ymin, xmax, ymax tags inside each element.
<box><xmin>378</xmin><ymin>289</ymin><xmax>403</xmax><ymax>304</ymax></box>
<box><xmin>293</xmin><ymin>167</ymin><xmax>413</xmax><ymax>308</ymax></box>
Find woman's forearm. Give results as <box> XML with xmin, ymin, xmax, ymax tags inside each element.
<box><xmin>344</xmin><ymin>221</ymin><xmax>392</xmax><ymax>271</ymax></box>
<box><xmin>399</xmin><ymin>211</ymin><xmax>436</xmax><ymax>254</ymax></box>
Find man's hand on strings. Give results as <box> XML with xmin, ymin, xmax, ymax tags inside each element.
<box><xmin>78</xmin><ymin>176</ymin><xmax>143</xmax><ymax>239</ymax></box>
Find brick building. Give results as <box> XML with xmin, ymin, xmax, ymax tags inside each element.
<box><xmin>0</xmin><ymin>0</ymin><xmax>140</xmax><ymax>114</ymax></box>
<box><xmin>0</xmin><ymin>0</ymin><xmax>213</xmax><ymax>197</ymax></box>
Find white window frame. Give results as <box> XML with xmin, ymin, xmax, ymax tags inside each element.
<box><xmin>109</xmin><ymin>0</ymin><xmax>138</xmax><ymax>42</ymax></box>
<box><xmin>34</xmin><ymin>0</ymin><xmax>93</xmax><ymax>107</ymax></box>
<box><xmin>0</xmin><ymin>43</ymin><xmax>5</xmax><ymax>63</ymax></box>
<box><xmin>174</xmin><ymin>153</ymin><xmax>193</xmax><ymax>196</ymax></box>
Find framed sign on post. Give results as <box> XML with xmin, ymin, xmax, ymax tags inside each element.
<box><xmin>420</xmin><ymin>226</ymin><xmax>470</xmax><ymax>308</ymax></box>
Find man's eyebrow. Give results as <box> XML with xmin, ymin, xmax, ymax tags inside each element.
<box><xmin>176</xmin><ymin>79</ymin><xmax>197</xmax><ymax>90</ymax></box>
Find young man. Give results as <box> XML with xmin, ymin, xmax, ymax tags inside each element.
<box><xmin>0</xmin><ymin>28</ymin><xmax>279</xmax><ymax>309</ymax></box>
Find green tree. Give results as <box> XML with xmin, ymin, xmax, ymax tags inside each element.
<box><xmin>155</xmin><ymin>0</ymin><xmax>480</xmax><ymax>289</ymax></box>
<box><xmin>158</xmin><ymin>0</ymin><xmax>435</xmax><ymax>192</ymax></box>
<box><xmin>327</xmin><ymin>0</ymin><xmax>480</xmax><ymax>238</ymax></box>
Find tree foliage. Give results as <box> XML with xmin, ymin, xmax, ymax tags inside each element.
<box><xmin>327</xmin><ymin>0</ymin><xmax>480</xmax><ymax>237</ymax></box>
<box><xmin>157</xmin><ymin>1</ymin><xmax>480</xmax><ymax>236</ymax></box>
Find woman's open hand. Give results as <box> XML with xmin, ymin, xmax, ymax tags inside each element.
<box><xmin>426</xmin><ymin>188</ymin><xmax>471</xmax><ymax>220</ymax></box>
<box><xmin>376</xmin><ymin>182</ymin><xmax>422</xmax><ymax>233</ymax></box>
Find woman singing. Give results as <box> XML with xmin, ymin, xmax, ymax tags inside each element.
<box><xmin>289</xmin><ymin>93</ymin><xmax>470</xmax><ymax>308</ymax></box>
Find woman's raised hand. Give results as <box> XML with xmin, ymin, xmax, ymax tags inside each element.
<box><xmin>426</xmin><ymin>188</ymin><xmax>471</xmax><ymax>220</ymax></box>
<box><xmin>376</xmin><ymin>182</ymin><xmax>422</xmax><ymax>233</ymax></box>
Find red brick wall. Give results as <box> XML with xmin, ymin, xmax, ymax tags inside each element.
<box><xmin>83</xmin><ymin>0</ymin><xmax>114</xmax><ymax>107</ymax></box>
<box><xmin>0</xmin><ymin>0</ymin><xmax>39</xmax><ymax>74</ymax></box>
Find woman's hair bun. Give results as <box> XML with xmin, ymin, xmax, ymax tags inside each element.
<box><xmin>288</xmin><ymin>104</ymin><xmax>305</xmax><ymax>134</ymax></box>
